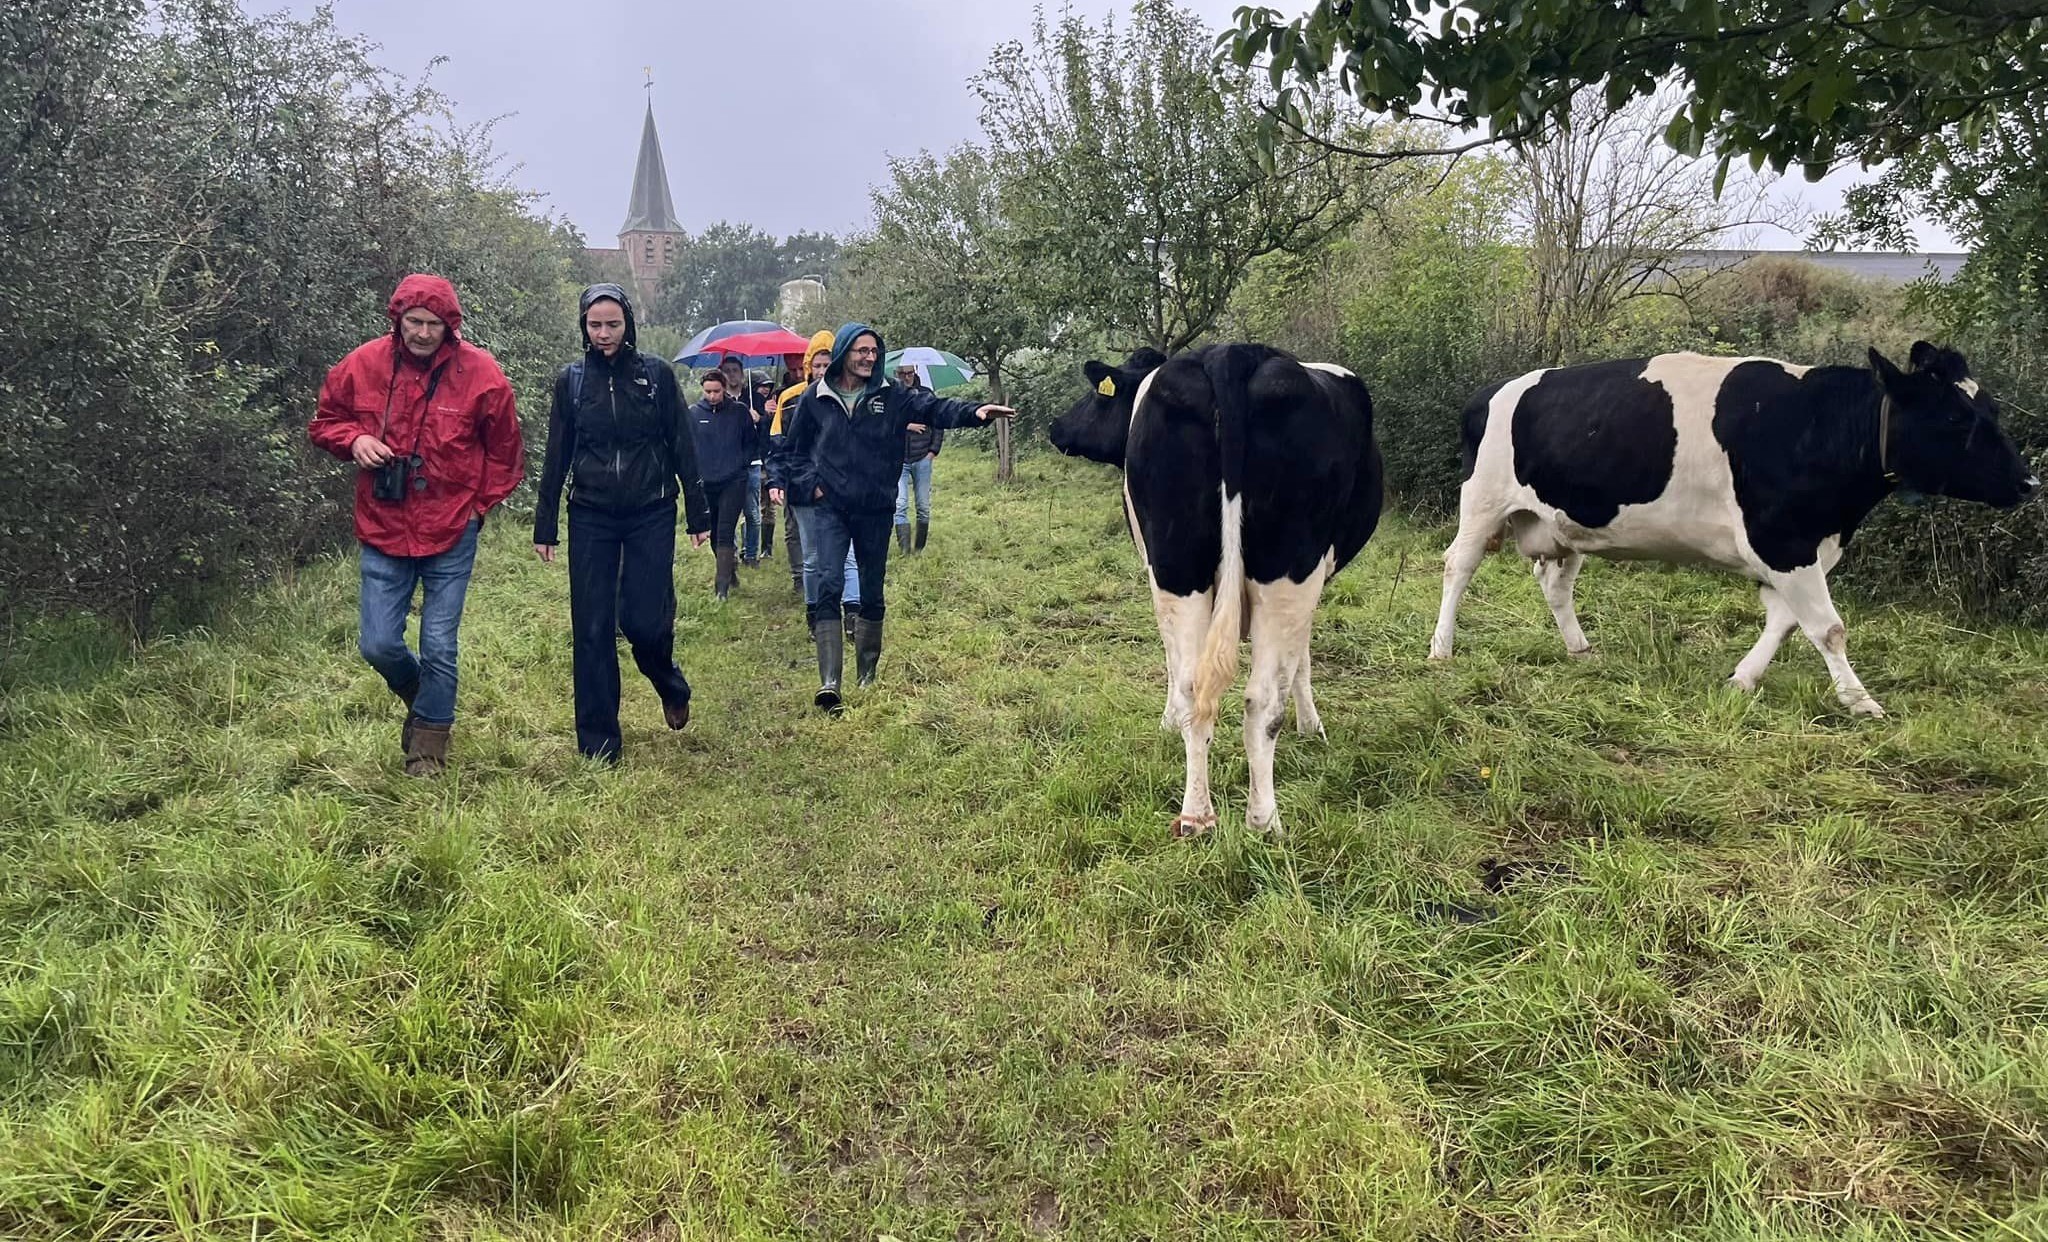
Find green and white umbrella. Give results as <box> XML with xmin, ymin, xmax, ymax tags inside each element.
<box><xmin>886</xmin><ymin>346</ymin><xmax>976</xmax><ymax>390</ymax></box>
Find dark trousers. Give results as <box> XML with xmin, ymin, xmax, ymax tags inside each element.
<box><xmin>799</xmin><ymin>504</ymin><xmax>892</xmax><ymax>627</ymax></box>
<box><xmin>568</xmin><ymin>499</ymin><xmax>690</xmax><ymax>760</ymax></box>
<box><xmin>782</xmin><ymin>501</ymin><xmax>802</xmax><ymax>571</ymax></box>
<box><xmin>706</xmin><ymin>475</ymin><xmax>749</xmax><ymax>551</ymax></box>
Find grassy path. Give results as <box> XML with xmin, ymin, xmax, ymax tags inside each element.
<box><xmin>3</xmin><ymin>454</ymin><xmax>2046</xmax><ymax>1240</ymax></box>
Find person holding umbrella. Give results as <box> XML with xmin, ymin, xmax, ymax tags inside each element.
<box><xmin>769</xmin><ymin>323</ymin><xmax>1014</xmax><ymax>712</ymax></box>
<box><xmin>532</xmin><ymin>283</ymin><xmax>711</xmax><ymax>765</ymax></box>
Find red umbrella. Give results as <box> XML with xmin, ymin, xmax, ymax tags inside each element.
<box><xmin>687</xmin><ymin>327</ymin><xmax>812</xmax><ymax>361</ymax></box>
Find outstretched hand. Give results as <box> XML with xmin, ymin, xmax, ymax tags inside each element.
<box><xmin>975</xmin><ymin>405</ymin><xmax>1017</xmax><ymax>422</ymax></box>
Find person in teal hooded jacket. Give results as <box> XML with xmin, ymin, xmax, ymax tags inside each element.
<box><xmin>768</xmin><ymin>322</ymin><xmax>1014</xmax><ymax>711</ymax></box>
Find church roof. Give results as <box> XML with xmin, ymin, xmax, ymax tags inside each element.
<box><xmin>620</xmin><ymin>102</ymin><xmax>683</xmax><ymax>236</ymax></box>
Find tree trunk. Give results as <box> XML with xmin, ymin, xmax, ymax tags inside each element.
<box><xmin>990</xmin><ymin>367</ymin><xmax>1014</xmax><ymax>484</ymax></box>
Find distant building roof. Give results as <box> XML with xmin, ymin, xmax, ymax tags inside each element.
<box><xmin>620</xmin><ymin>102</ymin><xmax>682</xmax><ymax>236</ymax></box>
<box><xmin>1670</xmin><ymin>249</ymin><xmax>1967</xmax><ymax>282</ymax></box>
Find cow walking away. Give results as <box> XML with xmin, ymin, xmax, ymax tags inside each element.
<box><xmin>1430</xmin><ymin>343</ymin><xmax>2040</xmax><ymax>716</ymax></box>
<box><xmin>1050</xmin><ymin>344</ymin><xmax>1383</xmax><ymax>836</ymax></box>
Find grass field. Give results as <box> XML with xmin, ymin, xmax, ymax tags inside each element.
<box><xmin>3</xmin><ymin>451</ymin><xmax>2046</xmax><ymax>1241</ymax></box>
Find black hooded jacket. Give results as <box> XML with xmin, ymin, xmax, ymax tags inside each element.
<box><xmin>533</xmin><ymin>284</ymin><xmax>711</xmax><ymax>544</ymax></box>
<box><xmin>769</xmin><ymin>323</ymin><xmax>988</xmax><ymax>515</ymax></box>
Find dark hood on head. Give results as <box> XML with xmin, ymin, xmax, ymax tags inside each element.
<box><xmin>826</xmin><ymin>321</ymin><xmax>887</xmax><ymax>392</ymax></box>
<box><xmin>579</xmin><ymin>283</ymin><xmax>638</xmax><ymax>354</ymax></box>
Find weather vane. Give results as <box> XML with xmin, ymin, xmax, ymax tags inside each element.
<box><xmin>643</xmin><ymin>66</ymin><xmax>652</xmax><ymax>94</ymax></box>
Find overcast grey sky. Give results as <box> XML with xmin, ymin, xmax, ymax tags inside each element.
<box><xmin>279</xmin><ymin>0</ymin><xmax>1954</xmax><ymax>251</ymax></box>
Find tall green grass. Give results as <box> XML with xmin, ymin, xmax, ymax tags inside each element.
<box><xmin>2</xmin><ymin>454</ymin><xmax>2044</xmax><ymax>1239</ymax></box>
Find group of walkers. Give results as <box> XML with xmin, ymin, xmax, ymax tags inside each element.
<box><xmin>309</xmin><ymin>274</ymin><xmax>1012</xmax><ymax>774</ymax></box>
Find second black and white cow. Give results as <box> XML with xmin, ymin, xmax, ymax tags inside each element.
<box><xmin>1430</xmin><ymin>342</ymin><xmax>2040</xmax><ymax>716</ymax></box>
<box><xmin>1050</xmin><ymin>344</ymin><xmax>1383</xmax><ymax>835</ymax></box>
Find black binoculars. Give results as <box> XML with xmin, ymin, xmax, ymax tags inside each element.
<box><xmin>369</xmin><ymin>453</ymin><xmax>426</xmax><ymax>502</ymax></box>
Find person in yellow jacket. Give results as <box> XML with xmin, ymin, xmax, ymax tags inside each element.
<box><xmin>772</xmin><ymin>331</ymin><xmax>836</xmax><ymax>596</ymax></box>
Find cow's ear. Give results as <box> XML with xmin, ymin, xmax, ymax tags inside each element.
<box><xmin>1869</xmin><ymin>347</ymin><xmax>1907</xmax><ymax>393</ymax></box>
<box><xmin>1083</xmin><ymin>360</ymin><xmax>1117</xmax><ymax>397</ymax></box>
<box><xmin>1908</xmin><ymin>341</ymin><xmax>1940</xmax><ymax>373</ymax></box>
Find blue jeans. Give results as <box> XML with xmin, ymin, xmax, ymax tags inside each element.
<box><xmin>742</xmin><ymin>464</ymin><xmax>763</xmax><ymax>560</ymax></box>
<box><xmin>796</xmin><ymin>504</ymin><xmax>892</xmax><ymax>627</ymax></box>
<box><xmin>358</xmin><ymin>518</ymin><xmax>481</xmax><ymax>726</ymax></box>
<box><xmin>895</xmin><ymin>456</ymin><xmax>934</xmax><ymax>525</ymax></box>
<box><xmin>797</xmin><ymin>507</ymin><xmax>866</xmax><ymax>609</ymax></box>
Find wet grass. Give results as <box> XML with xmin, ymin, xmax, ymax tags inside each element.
<box><xmin>2</xmin><ymin>452</ymin><xmax>2045</xmax><ymax>1240</ymax></box>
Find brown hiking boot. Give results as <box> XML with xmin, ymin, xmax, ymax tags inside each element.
<box><xmin>404</xmin><ymin>721</ymin><xmax>451</xmax><ymax>777</ymax></box>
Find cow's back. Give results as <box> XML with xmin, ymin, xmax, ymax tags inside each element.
<box><xmin>1127</xmin><ymin>346</ymin><xmax>1381</xmax><ymax>592</ymax></box>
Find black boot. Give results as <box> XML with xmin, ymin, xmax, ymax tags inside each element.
<box><xmin>895</xmin><ymin>523</ymin><xmax>912</xmax><ymax>554</ymax></box>
<box><xmin>914</xmin><ymin>519</ymin><xmax>928</xmax><ymax>552</ymax></box>
<box><xmin>714</xmin><ymin>546</ymin><xmax>736</xmax><ymax>601</ymax></box>
<box><xmin>854</xmin><ymin>616</ymin><xmax>883</xmax><ymax>688</ymax></box>
<box><xmin>811</xmin><ymin>616</ymin><xmax>843</xmax><ymax>713</ymax></box>
<box><xmin>842</xmin><ymin>602</ymin><xmax>858</xmax><ymax>646</ymax></box>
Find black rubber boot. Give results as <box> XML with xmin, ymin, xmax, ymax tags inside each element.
<box><xmin>854</xmin><ymin>616</ymin><xmax>883</xmax><ymax>688</ymax></box>
<box><xmin>811</xmin><ymin>617</ymin><xmax>843</xmax><ymax>714</ymax></box>
<box><xmin>714</xmin><ymin>546</ymin><xmax>736</xmax><ymax>601</ymax></box>
<box><xmin>842</xmin><ymin>602</ymin><xmax>858</xmax><ymax>646</ymax></box>
<box><xmin>895</xmin><ymin>523</ymin><xmax>912</xmax><ymax>554</ymax></box>
<box><xmin>914</xmin><ymin>519</ymin><xmax>928</xmax><ymax>552</ymax></box>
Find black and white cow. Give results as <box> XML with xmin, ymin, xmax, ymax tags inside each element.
<box><xmin>1430</xmin><ymin>342</ymin><xmax>2040</xmax><ymax>716</ymax></box>
<box><xmin>1050</xmin><ymin>344</ymin><xmax>1383</xmax><ymax>835</ymax></box>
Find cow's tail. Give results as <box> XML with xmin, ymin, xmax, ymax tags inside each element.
<box><xmin>1191</xmin><ymin>346</ymin><xmax>1262</xmax><ymax>732</ymax></box>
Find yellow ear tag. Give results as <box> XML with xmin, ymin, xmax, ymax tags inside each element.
<box><xmin>1097</xmin><ymin>376</ymin><xmax>1116</xmax><ymax>397</ymax></box>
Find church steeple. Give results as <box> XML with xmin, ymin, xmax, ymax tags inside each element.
<box><xmin>620</xmin><ymin>100</ymin><xmax>682</xmax><ymax>236</ymax></box>
<box><xmin>616</xmin><ymin>88</ymin><xmax>686</xmax><ymax>309</ymax></box>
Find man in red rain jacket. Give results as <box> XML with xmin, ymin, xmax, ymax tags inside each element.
<box><xmin>309</xmin><ymin>274</ymin><xmax>524</xmax><ymax>775</ymax></box>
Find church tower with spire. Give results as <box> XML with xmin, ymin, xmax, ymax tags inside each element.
<box><xmin>586</xmin><ymin>88</ymin><xmax>686</xmax><ymax>310</ymax></box>
<box><xmin>614</xmin><ymin>99</ymin><xmax>688</xmax><ymax>309</ymax></box>
<box><xmin>617</xmin><ymin>99</ymin><xmax>685</xmax><ymax>307</ymax></box>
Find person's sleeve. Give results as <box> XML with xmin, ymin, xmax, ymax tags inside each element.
<box><xmin>308</xmin><ymin>359</ymin><xmax>367</xmax><ymax>459</ymax></box>
<box><xmin>532</xmin><ymin>369</ymin><xmax>574</xmax><ymax>545</ymax></box>
<box><xmin>476</xmin><ymin>370</ymin><xmax>525</xmax><ymax>516</ymax></box>
<box><xmin>775</xmin><ymin>396</ymin><xmax>822</xmax><ymax>502</ymax></box>
<box><xmin>661</xmin><ymin>364</ymin><xmax>712</xmax><ymax>534</ymax></box>
<box><xmin>903</xmin><ymin>386</ymin><xmax>988</xmax><ymax>431</ymax></box>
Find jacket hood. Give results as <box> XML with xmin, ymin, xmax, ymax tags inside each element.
<box><xmin>826</xmin><ymin>322</ymin><xmax>886</xmax><ymax>392</ymax></box>
<box><xmin>803</xmin><ymin>329</ymin><xmax>834</xmax><ymax>372</ymax></box>
<box><xmin>578</xmin><ymin>283</ymin><xmax>638</xmax><ymax>354</ymax></box>
<box><xmin>387</xmin><ymin>274</ymin><xmax>464</xmax><ymax>337</ymax></box>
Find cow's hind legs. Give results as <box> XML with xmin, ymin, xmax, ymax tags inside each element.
<box><xmin>1292</xmin><ymin>636</ymin><xmax>1324</xmax><ymax>739</ymax></box>
<box><xmin>1152</xmin><ymin>583</ymin><xmax>1210</xmax><ymax>732</ymax></box>
<box><xmin>1244</xmin><ymin>568</ymin><xmax>1326</xmax><ymax>834</ymax></box>
<box><xmin>1773</xmin><ymin>568</ymin><xmax>1885</xmax><ymax>717</ymax></box>
<box><xmin>1429</xmin><ymin>510</ymin><xmax>1498</xmax><ymax>660</ymax></box>
<box><xmin>1153</xmin><ymin>585</ymin><xmax>1220</xmax><ymax>832</ymax></box>
<box><xmin>1729</xmin><ymin>583</ymin><xmax>1798</xmax><ymax>692</ymax></box>
<box><xmin>1532</xmin><ymin>551</ymin><xmax>1592</xmax><ymax>655</ymax></box>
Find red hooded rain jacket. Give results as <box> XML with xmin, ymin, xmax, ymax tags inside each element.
<box><xmin>309</xmin><ymin>274</ymin><xmax>525</xmax><ymax>557</ymax></box>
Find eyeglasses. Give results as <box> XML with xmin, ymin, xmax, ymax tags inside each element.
<box><xmin>848</xmin><ymin>346</ymin><xmax>880</xmax><ymax>357</ymax></box>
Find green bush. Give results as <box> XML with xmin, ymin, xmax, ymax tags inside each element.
<box><xmin>0</xmin><ymin>0</ymin><xmax>584</xmax><ymax>637</ymax></box>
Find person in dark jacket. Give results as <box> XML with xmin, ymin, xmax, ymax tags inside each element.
<box><xmin>893</xmin><ymin>363</ymin><xmax>943</xmax><ymax>554</ymax></box>
<box><xmin>768</xmin><ymin>322</ymin><xmax>1014</xmax><ymax>711</ymax></box>
<box><xmin>715</xmin><ymin>355</ymin><xmax>766</xmax><ymax>567</ymax></box>
<box><xmin>689</xmin><ymin>370</ymin><xmax>757</xmax><ymax>601</ymax></box>
<box><xmin>532</xmin><ymin>283</ymin><xmax>712</xmax><ymax>764</ymax></box>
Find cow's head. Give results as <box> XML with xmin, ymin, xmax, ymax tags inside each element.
<box><xmin>1047</xmin><ymin>348</ymin><xmax>1168</xmax><ymax>466</ymax></box>
<box><xmin>1873</xmin><ymin>342</ymin><xmax>2040</xmax><ymax>508</ymax></box>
